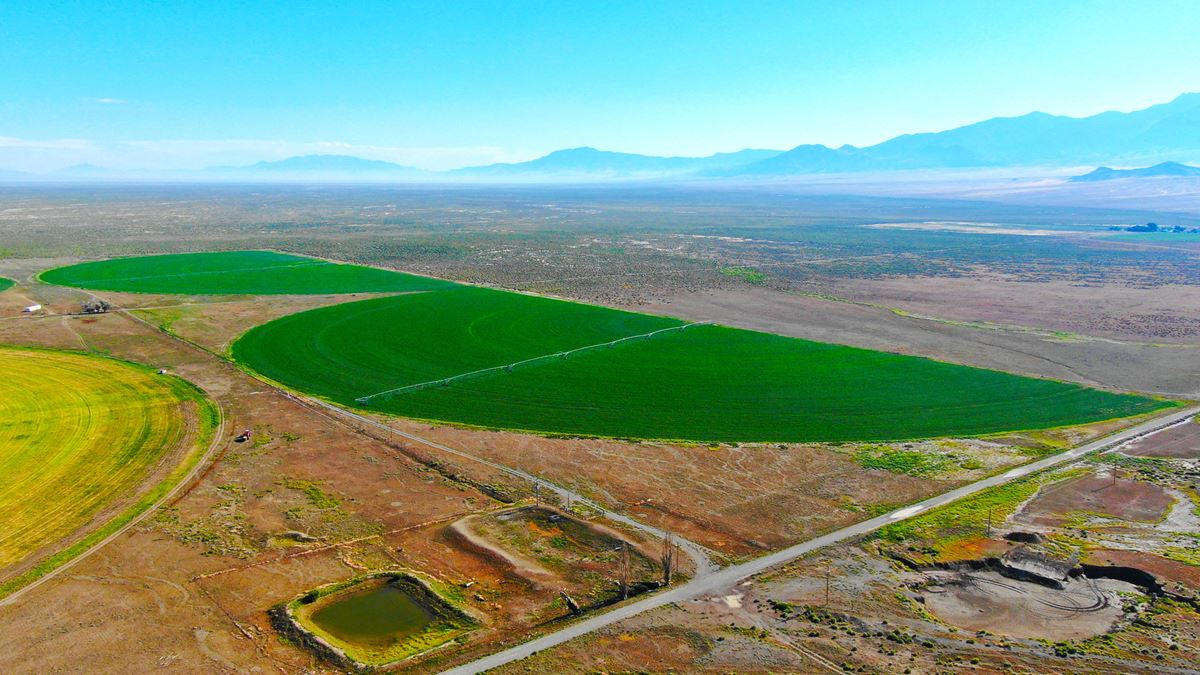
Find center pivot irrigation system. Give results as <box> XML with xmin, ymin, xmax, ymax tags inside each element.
<box><xmin>355</xmin><ymin>321</ymin><xmax>709</xmax><ymax>404</ymax></box>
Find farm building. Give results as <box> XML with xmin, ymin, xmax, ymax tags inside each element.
<box><xmin>23</xmin><ymin>304</ymin><xmax>42</xmax><ymax>313</ymax></box>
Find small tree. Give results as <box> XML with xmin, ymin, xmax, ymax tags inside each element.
<box><xmin>661</xmin><ymin>532</ymin><xmax>676</xmax><ymax>586</ymax></box>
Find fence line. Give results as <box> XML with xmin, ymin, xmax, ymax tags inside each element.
<box><xmin>355</xmin><ymin>321</ymin><xmax>708</xmax><ymax>404</ymax></box>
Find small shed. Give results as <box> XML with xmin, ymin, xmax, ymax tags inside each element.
<box><xmin>23</xmin><ymin>304</ymin><xmax>42</xmax><ymax>313</ymax></box>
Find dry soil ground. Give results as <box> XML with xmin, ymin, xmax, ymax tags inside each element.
<box><xmin>1012</xmin><ymin>474</ymin><xmax>1175</xmax><ymax>527</ymax></box>
<box><xmin>1123</xmin><ymin>419</ymin><xmax>1200</xmax><ymax>458</ymax></box>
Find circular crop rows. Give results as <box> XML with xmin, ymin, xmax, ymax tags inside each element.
<box><xmin>232</xmin><ymin>289</ymin><xmax>1172</xmax><ymax>442</ymax></box>
<box><xmin>0</xmin><ymin>347</ymin><xmax>211</xmax><ymax>580</ymax></box>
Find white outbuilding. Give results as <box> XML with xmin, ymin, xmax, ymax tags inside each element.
<box><xmin>22</xmin><ymin>304</ymin><xmax>42</xmax><ymax>313</ymax></box>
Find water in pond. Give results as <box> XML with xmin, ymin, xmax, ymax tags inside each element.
<box><xmin>309</xmin><ymin>581</ymin><xmax>436</xmax><ymax>647</ymax></box>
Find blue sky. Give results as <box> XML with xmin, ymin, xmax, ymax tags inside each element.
<box><xmin>2</xmin><ymin>0</ymin><xmax>1199</xmax><ymax>171</ymax></box>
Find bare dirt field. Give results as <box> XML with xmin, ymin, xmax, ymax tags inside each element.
<box><xmin>836</xmin><ymin>276</ymin><xmax>1200</xmax><ymax>343</ymax></box>
<box><xmin>123</xmin><ymin>291</ymin><xmax>402</xmax><ymax>353</ymax></box>
<box><xmin>1013</xmin><ymin>474</ymin><xmax>1175</xmax><ymax>527</ymax></box>
<box><xmin>369</xmin><ymin>416</ymin><xmax>1092</xmax><ymax>561</ymax></box>
<box><xmin>1123</xmin><ymin>419</ymin><xmax>1200</xmax><ymax>458</ymax></box>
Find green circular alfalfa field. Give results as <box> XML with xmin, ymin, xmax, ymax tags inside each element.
<box><xmin>230</xmin><ymin>286</ymin><xmax>1172</xmax><ymax>443</ymax></box>
<box><xmin>39</xmin><ymin>250</ymin><xmax>452</xmax><ymax>295</ymax></box>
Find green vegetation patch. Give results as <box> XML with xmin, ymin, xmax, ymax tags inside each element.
<box><xmin>0</xmin><ymin>277</ymin><xmax>13</xmax><ymax>293</ymax></box>
<box><xmin>39</xmin><ymin>250</ymin><xmax>454</xmax><ymax>295</ymax></box>
<box><xmin>282</xmin><ymin>572</ymin><xmax>477</xmax><ymax>667</ymax></box>
<box><xmin>234</xmin><ymin>288</ymin><xmax>1172</xmax><ymax>442</ymax></box>
<box><xmin>284</xmin><ymin>478</ymin><xmax>340</xmax><ymax>510</ymax></box>
<box><xmin>875</xmin><ymin>466</ymin><xmax>1088</xmax><ymax>561</ymax></box>
<box><xmin>854</xmin><ymin>445</ymin><xmax>955</xmax><ymax>477</ymax></box>
<box><xmin>0</xmin><ymin>346</ymin><xmax>217</xmax><ymax>596</ymax></box>
<box><xmin>719</xmin><ymin>266</ymin><xmax>767</xmax><ymax>285</ymax></box>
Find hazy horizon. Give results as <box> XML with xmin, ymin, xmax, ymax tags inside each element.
<box><xmin>4</xmin><ymin>1</ymin><xmax>1200</xmax><ymax>172</ymax></box>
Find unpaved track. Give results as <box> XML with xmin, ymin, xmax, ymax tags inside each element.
<box><xmin>304</xmin><ymin>396</ymin><xmax>720</xmax><ymax>577</ymax></box>
<box><xmin>439</xmin><ymin>405</ymin><xmax>1198</xmax><ymax>675</ymax></box>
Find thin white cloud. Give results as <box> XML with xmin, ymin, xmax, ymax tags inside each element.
<box><xmin>87</xmin><ymin>97</ymin><xmax>127</xmax><ymax>105</ymax></box>
<box><xmin>0</xmin><ymin>136</ymin><xmax>95</xmax><ymax>150</ymax></box>
<box><xmin>0</xmin><ymin>137</ymin><xmax>100</xmax><ymax>172</ymax></box>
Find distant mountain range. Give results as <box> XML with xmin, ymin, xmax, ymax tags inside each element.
<box><xmin>738</xmin><ymin>93</ymin><xmax>1200</xmax><ymax>175</ymax></box>
<box><xmin>451</xmin><ymin>147</ymin><xmax>781</xmax><ymax>179</ymax></box>
<box><xmin>205</xmin><ymin>154</ymin><xmax>426</xmax><ymax>179</ymax></box>
<box><xmin>54</xmin><ymin>163</ymin><xmax>113</xmax><ymax>177</ymax></box>
<box><xmin>1070</xmin><ymin>161</ymin><xmax>1200</xmax><ymax>182</ymax></box>
<box><xmin>6</xmin><ymin>92</ymin><xmax>1200</xmax><ymax>182</ymax></box>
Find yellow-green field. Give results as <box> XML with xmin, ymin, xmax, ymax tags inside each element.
<box><xmin>0</xmin><ymin>346</ymin><xmax>217</xmax><ymax>595</ymax></box>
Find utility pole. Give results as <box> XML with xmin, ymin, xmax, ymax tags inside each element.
<box><xmin>825</xmin><ymin>568</ymin><xmax>831</xmax><ymax>607</ymax></box>
<box><xmin>986</xmin><ymin>507</ymin><xmax>992</xmax><ymax>538</ymax></box>
<box><xmin>534</xmin><ymin>483</ymin><xmax>541</xmax><ymax>507</ymax></box>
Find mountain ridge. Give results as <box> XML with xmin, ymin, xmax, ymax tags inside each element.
<box><xmin>209</xmin><ymin>154</ymin><xmax>425</xmax><ymax>177</ymax></box>
<box><xmin>740</xmin><ymin>92</ymin><xmax>1200</xmax><ymax>175</ymax></box>
<box><xmin>1070</xmin><ymin>161</ymin><xmax>1200</xmax><ymax>181</ymax></box>
<box><xmin>451</xmin><ymin>147</ymin><xmax>781</xmax><ymax>179</ymax></box>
